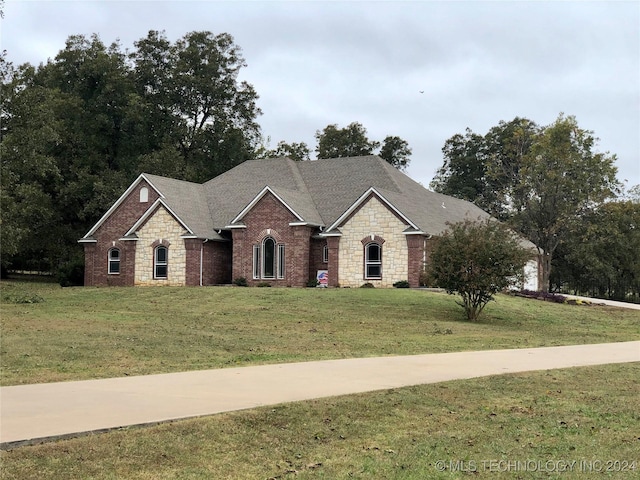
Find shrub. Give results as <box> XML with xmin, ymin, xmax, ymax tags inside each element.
<box><xmin>233</xmin><ymin>277</ymin><xmax>248</xmax><ymax>287</ymax></box>
<box><xmin>360</xmin><ymin>282</ymin><xmax>375</xmax><ymax>288</ymax></box>
<box><xmin>393</xmin><ymin>280</ymin><xmax>410</xmax><ymax>288</ymax></box>
<box><xmin>57</xmin><ymin>258</ymin><xmax>84</xmax><ymax>287</ymax></box>
<box><xmin>256</xmin><ymin>282</ymin><xmax>272</xmax><ymax>287</ymax></box>
<box><xmin>428</xmin><ymin>218</ymin><xmax>530</xmax><ymax>321</ymax></box>
<box><xmin>519</xmin><ymin>289</ymin><xmax>567</xmax><ymax>304</ymax></box>
<box><xmin>1</xmin><ymin>291</ymin><xmax>45</xmax><ymax>304</ymax></box>
<box><xmin>306</xmin><ymin>279</ymin><xmax>319</xmax><ymax>288</ymax></box>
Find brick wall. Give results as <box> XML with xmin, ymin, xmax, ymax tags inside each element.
<box><xmin>232</xmin><ymin>192</ymin><xmax>314</xmax><ymax>287</ymax></box>
<box><xmin>406</xmin><ymin>235</ymin><xmax>426</xmax><ymax>287</ymax></box>
<box><xmin>309</xmin><ymin>238</ymin><xmax>328</xmax><ymax>283</ymax></box>
<box><xmin>184</xmin><ymin>239</ymin><xmax>201</xmax><ymax>286</ymax></box>
<box><xmin>206</xmin><ymin>240</ymin><xmax>233</xmax><ymax>285</ymax></box>
<box><xmin>84</xmin><ymin>180</ymin><xmax>160</xmax><ymax>286</ymax></box>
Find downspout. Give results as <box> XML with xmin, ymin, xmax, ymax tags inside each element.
<box><xmin>200</xmin><ymin>239</ymin><xmax>209</xmax><ymax>287</ymax></box>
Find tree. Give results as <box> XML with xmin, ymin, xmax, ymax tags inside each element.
<box><xmin>131</xmin><ymin>30</ymin><xmax>262</xmax><ymax>182</ymax></box>
<box><xmin>430</xmin><ymin>118</ymin><xmax>539</xmax><ymax>220</ymax></box>
<box><xmin>431</xmin><ymin>114</ymin><xmax>619</xmax><ymax>291</ymax></box>
<box><xmin>552</xmin><ymin>200</ymin><xmax>640</xmax><ymax>301</ymax></box>
<box><xmin>315</xmin><ymin>122</ymin><xmax>379</xmax><ymax>159</ymax></box>
<box><xmin>514</xmin><ymin>114</ymin><xmax>619</xmax><ymax>291</ymax></box>
<box><xmin>428</xmin><ymin>219</ymin><xmax>531</xmax><ymax>321</ymax></box>
<box><xmin>315</xmin><ymin>122</ymin><xmax>411</xmax><ymax>169</ymax></box>
<box><xmin>256</xmin><ymin>140</ymin><xmax>311</xmax><ymax>161</ymax></box>
<box><xmin>379</xmin><ymin>135</ymin><xmax>412</xmax><ymax>171</ymax></box>
<box><xmin>430</xmin><ymin>128</ymin><xmax>488</xmax><ymax>205</ymax></box>
<box><xmin>1</xmin><ymin>30</ymin><xmax>263</xmax><ymax>275</ymax></box>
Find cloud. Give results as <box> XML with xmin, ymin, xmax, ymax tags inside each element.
<box><xmin>2</xmin><ymin>0</ymin><xmax>638</xmax><ymax>187</ymax></box>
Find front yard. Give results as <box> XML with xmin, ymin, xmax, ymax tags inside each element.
<box><xmin>1</xmin><ymin>281</ymin><xmax>639</xmax><ymax>385</ymax></box>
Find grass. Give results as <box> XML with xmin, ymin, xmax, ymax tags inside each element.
<box><xmin>1</xmin><ymin>280</ymin><xmax>639</xmax><ymax>386</ymax></box>
<box><xmin>1</xmin><ymin>363</ymin><xmax>638</xmax><ymax>479</ymax></box>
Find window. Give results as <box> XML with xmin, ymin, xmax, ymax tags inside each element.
<box><xmin>263</xmin><ymin>237</ymin><xmax>275</xmax><ymax>278</ymax></box>
<box><xmin>365</xmin><ymin>243</ymin><xmax>382</xmax><ymax>279</ymax></box>
<box><xmin>140</xmin><ymin>187</ymin><xmax>149</xmax><ymax>203</ymax></box>
<box><xmin>253</xmin><ymin>245</ymin><xmax>261</xmax><ymax>279</ymax></box>
<box><xmin>108</xmin><ymin>248</ymin><xmax>120</xmax><ymax>274</ymax></box>
<box><xmin>154</xmin><ymin>246</ymin><xmax>168</xmax><ymax>279</ymax></box>
<box><xmin>252</xmin><ymin>237</ymin><xmax>285</xmax><ymax>280</ymax></box>
<box><xmin>278</xmin><ymin>244</ymin><xmax>285</xmax><ymax>279</ymax></box>
<box><xmin>322</xmin><ymin>244</ymin><xmax>329</xmax><ymax>263</ymax></box>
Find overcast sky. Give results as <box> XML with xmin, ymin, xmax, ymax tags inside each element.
<box><xmin>2</xmin><ymin>0</ymin><xmax>639</xmax><ymax>190</ymax></box>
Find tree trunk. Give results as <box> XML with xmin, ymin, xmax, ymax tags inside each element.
<box><xmin>540</xmin><ymin>252</ymin><xmax>552</xmax><ymax>293</ymax></box>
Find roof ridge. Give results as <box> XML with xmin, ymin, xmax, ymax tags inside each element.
<box><xmin>143</xmin><ymin>172</ymin><xmax>203</xmax><ymax>187</ymax></box>
<box><xmin>374</xmin><ymin>156</ymin><xmax>406</xmax><ymax>193</ymax></box>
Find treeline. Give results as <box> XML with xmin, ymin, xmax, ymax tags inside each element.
<box><xmin>0</xmin><ymin>31</ymin><xmax>409</xmax><ymax>278</ymax></box>
<box><xmin>431</xmin><ymin>116</ymin><xmax>640</xmax><ymax>301</ymax></box>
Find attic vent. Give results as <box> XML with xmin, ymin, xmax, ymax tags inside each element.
<box><xmin>140</xmin><ymin>187</ymin><xmax>149</xmax><ymax>203</ymax></box>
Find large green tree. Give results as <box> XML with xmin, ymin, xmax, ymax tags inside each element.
<box><xmin>315</xmin><ymin>122</ymin><xmax>380</xmax><ymax>159</ymax></box>
<box><xmin>256</xmin><ymin>139</ymin><xmax>311</xmax><ymax>161</ymax></box>
<box><xmin>1</xmin><ymin>31</ymin><xmax>263</xmax><ymax>276</ymax></box>
<box><xmin>131</xmin><ymin>30</ymin><xmax>261</xmax><ymax>182</ymax></box>
<box><xmin>430</xmin><ymin>117</ymin><xmax>539</xmax><ymax>220</ymax></box>
<box><xmin>431</xmin><ymin>114</ymin><xmax>619</xmax><ymax>291</ymax></box>
<box><xmin>551</xmin><ymin>200</ymin><xmax>640</xmax><ymax>301</ymax></box>
<box><xmin>513</xmin><ymin>115</ymin><xmax>619</xmax><ymax>291</ymax></box>
<box><xmin>315</xmin><ymin>122</ymin><xmax>412</xmax><ymax>170</ymax></box>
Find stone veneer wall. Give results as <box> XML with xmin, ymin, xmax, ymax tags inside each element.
<box><xmin>134</xmin><ymin>206</ymin><xmax>188</xmax><ymax>286</ymax></box>
<box><xmin>338</xmin><ymin>196</ymin><xmax>409</xmax><ymax>287</ymax></box>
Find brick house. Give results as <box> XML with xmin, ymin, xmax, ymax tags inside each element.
<box><xmin>79</xmin><ymin>155</ymin><xmax>540</xmax><ymax>288</ymax></box>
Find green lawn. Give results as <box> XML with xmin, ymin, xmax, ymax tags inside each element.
<box><xmin>2</xmin><ymin>363</ymin><xmax>638</xmax><ymax>479</ymax></box>
<box><xmin>1</xmin><ymin>281</ymin><xmax>639</xmax><ymax>478</ymax></box>
<box><xmin>1</xmin><ymin>281</ymin><xmax>639</xmax><ymax>386</ymax></box>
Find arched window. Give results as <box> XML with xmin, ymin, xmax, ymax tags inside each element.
<box><xmin>252</xmin><ymin>237</ymin><xmax>285</xmax><ymax>280</ymax></box>
<box><xmin>108</xmin><ymin>248</ymin><xmax>120</xmax><ymax>274</ymax></box>
<box><xmin>140</xmin><ymin>187</ymin><xmax>149</xmax><ymax>203</ymax></box>
<box><xmin>263</xmin><ymin>237</ymin><xmax>275</xmax><ymax>278</ymax></box>
<box><xmin>364</xmin><ymin>242</ymin><xmax>382</xmax><ymax>279</ymax></box>
<box><xmin>154</xmin><ymin>246</ymin><xmax>168</xmax><ymax>279</ymax></box>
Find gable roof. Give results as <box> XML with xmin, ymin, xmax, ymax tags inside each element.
<box><xmin>141</xmin><ymin>174</ymin><xmax>224</xmax><ymax>240</ymax></box>
<box><xmin>82</xmin><ymin>156</ymin><xmax>531</xmax><ymax>245</ymax></box>
<box><xmin>296</xmin><ymin>155</ymin><xmax>492</xmax><ymax>236</ymax></box>
<box><xmin>197</xmin><ymin>155</ymin><xmax>493</xmax><ymax>235</ymax></box>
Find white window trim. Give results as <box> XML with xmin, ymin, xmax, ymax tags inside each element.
<box><xmin>262</xmin><ymin>238</ymin><xmax>276</xmax><ymax>279</ymax></box>
<box><xmin>154</xmin><ymin>246</ymin><xmax>168</xmax><ymax>279</ymax></box>
<box><xmin>252</xmin><ymin>238</ymin><xmax>285</xmax><ymax>280</ymax></box>
<box><xmin>108</xmin><ymin>248</ymin><xmax>120</xmax><ymax>275</ymax></box>
<box><xmin>277</xmin><ymin>244</ymin><xmax>285</xmax><ymax>279</ymax></box>
<box><xmin>364</xmin><ymin>242</ymin><xmax>382</xmax><ymax>280</ymax></box>
<box><xmin>252</xmin><ymin>244</ymin><xmax>261</xmax><ymax>279</ymax></box>
<box><xmin>322</xmin><ymin>244</ymin><xmax>329</xmax><ymax>263</ymax></box>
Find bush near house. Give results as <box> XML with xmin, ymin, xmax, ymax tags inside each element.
<box><xmin>428</xmin><ymin>218</ymin><xmax>530</xmax><ymax>321</ymax></box>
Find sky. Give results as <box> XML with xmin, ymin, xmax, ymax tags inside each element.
<box><xmin>2</xmin><ymin>0</ymin><xmax>639</xmax><ymax>190</ymax></box>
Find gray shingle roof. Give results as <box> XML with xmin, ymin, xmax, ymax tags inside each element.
<box><xmin>143</xmin><ymin>174</ymin><xmax>224</xmax><ymax>240</ymax></box>
<box><xmin>143</xmin><ymin>156</ymin><xmax>534</xmax><ymax>247</ymax></box>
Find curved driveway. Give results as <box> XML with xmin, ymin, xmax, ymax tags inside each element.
<box><xmin>1</xmin><ymin>341</ymin><xmax>638</xmax><ymax>449</ymax></box>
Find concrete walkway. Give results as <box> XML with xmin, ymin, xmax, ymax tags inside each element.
<box><xmin>564</xmin><ymin>295</ymin><xmax>640</xmax><ymax>310</ymax></box>
<box><xmin>1</xmin><ymin>341</ymin><xmax>638</xmax><ymax>449</ymax></box>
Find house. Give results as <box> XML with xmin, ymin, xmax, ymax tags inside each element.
<box><xmin>79</xmin><ymin>155</ymin><xmax>540</xmax><ymax>289</ymax></box>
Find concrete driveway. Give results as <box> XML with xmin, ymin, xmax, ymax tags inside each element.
<box><xmin>1</xmin><ymin>341</ymin><xmax>638</xmax><ymax>449</ymax></box>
